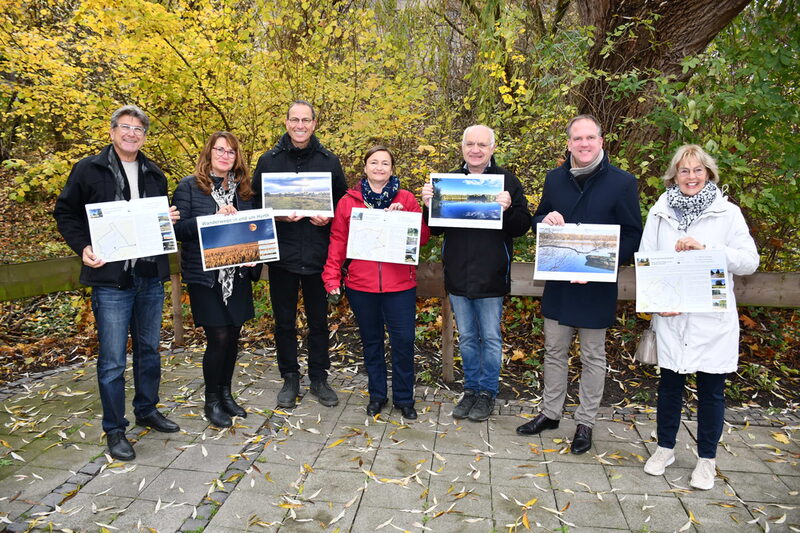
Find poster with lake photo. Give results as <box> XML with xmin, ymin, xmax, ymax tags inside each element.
<box><xmin>534</xmin><ymin>223</ymin><xmax>620</xmax><ymax>282</ymax></box>
<box><xmin>428</xmin><ymin>173</ymin><xmax>503</xmax><ymax>229</ymax></box>
<box><xmin>260</xmin><ymin>172</ymin><xmax>334</xmax><ymax>217</ymax></box>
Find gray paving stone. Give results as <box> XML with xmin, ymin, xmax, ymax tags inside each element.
<box><xmin>258</xmin><ymin>437</ymin><xmax>325</xmax><ymax>465</ymax></box>
<box><xmin>427</xmin><ymin>479</ymin><xmax>493</xmax><ymax>518</ymax></box>
<box><xmin>380</xmin><ymin>423</ymin><xmax>438</xmax><ymax>452</ymax></box>
<box><xmin>206</xmin><ymin>491</ymin><xmax>285</xmax><ymax>530</ymax></box>
<box><xmin>169</xmin><ymin>441</ymin><xmax>243</xmax><ymax>473</ymax></box>
<box><xmin>725</xmin><ymin>470</ymin><xmax>795</xmax><ymax>503</ymax></box>
<box><xmin>359</xmin><ymin>477</ymin><xmax>427</xmax><ymax>510</ymax></box>
<box><xmin>431</xmin><ymin>424</ymin><xmax>493</xmax><ymax>455</ymax></box>
<box><xmin>489</xmin><ymin>456</ymin><xmax>551</xmax><ymax>488</ymax></box>
<box><xmin>80</xmin><ymin>463</ymin><xmax>163</xmax><ymax>498</ymax></box>
<box><xmin>415</xmin><ymin>513</ymin><xmax>496</xmax><ymax>532</ymax></box>
<box><xmin>350</xmin><ymin>505</ymin><xmax>433</xmax><ymax>532</ymax></box>
<box><xmin>294</xmin><ymin>468</ymin><xmax>366</xmax><ymax>503</ymax></box>
<box><xmin>547</xmin><ymin>460</ymin><xmax>613</xmax><ymax>492</ymax></box>
<box><xmin>679</xmin><ymin>495</ymin><xmax>761</xmax><ymax>532</ymax></box>
<box><xmin>491</xmin><ymin>482</ymin><xmax>559</xmax><ymax>530</ymax></box>
<box><xmin>39</xmin><ymin>492</ymin><xmax>134</xmax><ymax>532</ymax></box>
<box><xmin>553</xmin><ymin>490</ymin><xmax>629</xmax><ymax>530</ymax></box>
<box><xmin>616</xmin><ymin>493</ymin><xmax>691</xmax><ymax>533</ymax></box>
<box><xmin>110</xmin><ymin>498</ymin><xmax>194</xmax><ymax>531</ymax></box>
<box><xmin>605</xmin><ymin>464</ymin><xmax>672</xmax><ymax>494</ymax></box>
<box><xmin>29</xmin><ymin>442</ymin><xmax>105</xmax><ymax>471</ymax></box>
<box><xmin>1</xmin><ymin>464</ymin><xmax>70</xmax><ymax>503</ymax></box>
<box><xmin>138</xmin><ymin>467</ymin><xmax>219</xmax><ymax>503</ymax></box>
<box><xmin>714</xmin><ymin>440</ymin><xmax>775</xmax><ymax>474</ymax></box>
<box><xmin>311</xmin><ymin>440</ymin><xmax>377</xmax><ymax>472</ymax></box>
<box><xmin>128</xmin><ymin>437</ymin><xmax>185</xmax><ymax>468</ymax></box>
<box><xmin>370</xmin><ymin>448</ymin><xmax>433</xmax><ymax>479</ymax></box>
<box><xmin>278</xmin><ymin>502</ymin><xmax>357</xmax><ymax>532</ymax></box>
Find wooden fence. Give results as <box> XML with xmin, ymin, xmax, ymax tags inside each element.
<box><xmin>2</xmin><ymin>257</ymin><xmax>799</xmax><ymax>382</ymax></box>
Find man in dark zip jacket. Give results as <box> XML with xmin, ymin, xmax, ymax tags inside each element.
<box><xmin>54</xmin><ymin>105</ymin><xmax>181</xmax><ymax>462</ymax></box>
<box><xmin>422</xmin><ymin>125</ymin><xmax>531</xmax><ymax>422</ymax></box>
<box><xmin>516</xmin><ymin>114</ymin><xmax>642</xmax><ymax>455</ymax></box>
<box><xmin>251</xmin><ymin>100</ymin><xmax>347</xmax><ymax>409</ymax></box>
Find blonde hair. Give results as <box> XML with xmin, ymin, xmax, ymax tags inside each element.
<box><xmin>662</xmin><ymin>144</ymin><xmax>720</xmax><ymax>187</ymax></box>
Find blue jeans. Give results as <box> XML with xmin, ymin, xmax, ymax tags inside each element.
<box><xmin>657</xmin><ymin>368</ymin><xmax>726</xmax><ymax>458</ymax></box>
<box><xmin>91</xmin><ymin>275</ymin><xmax>164</xmax><ymax>434</ymax></box>
<box><xmin>449</xmin><ymin>294</ymin><xmax>503</xmax><ymax>396</ymax></box>
<box><xmin>346</xmin><ymin>287</ymin><xmax>416</xmax><ymax>407</ymax></box>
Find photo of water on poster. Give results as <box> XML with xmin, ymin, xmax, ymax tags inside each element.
<box><xmin>534</xmin><ymin>223</ymin><xmax>620</xmax><ymax>282</ymax></box>
<box><xmin>197</xmin><ymin>209</ymin><xmax>280</xmax><ymax>271</ymax></box>
<box><xmin>260</xmin><ymin>172</ymin><xmax>334</xmax><ymax>217</ymax></box>
<box><xmin>85</xmin><ymin>196</ymin><xmax>177</xmax><ymax>262</ymax></box>
<box><xmin>428</xmin><ymin>173</ymin><xmax>503</xmax><ymax>229</ymax></box>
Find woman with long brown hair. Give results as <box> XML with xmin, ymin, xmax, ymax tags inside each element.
<box><xmin>173</xmin><ymin>132</ymin><xmax>259</xmax><ymax>428</ymax></box>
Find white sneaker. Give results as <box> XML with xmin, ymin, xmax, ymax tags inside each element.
<box><xmin>690</xmin><ymin>457</ymin><xmax>716</xmax><ymax>490</ymax></box>
<box><xmin>644</xmin><ymin>446</ymin><xmax>675</xmax><ymax>476</ymax></box>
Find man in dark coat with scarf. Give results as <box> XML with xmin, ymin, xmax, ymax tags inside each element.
<box><xmin>251</xmin><ymin>100</ymin><xmax>347</xmax><ymax>409</ymax></box>
<box><xmin>516</xmin><ymin>115</ymin><xmax>642</xmax><ymax>454</ymax></box>
<box><xmin>54</xmin><ymin>105</ymin><xmax>181</xmax><ymax>462</ymax></box>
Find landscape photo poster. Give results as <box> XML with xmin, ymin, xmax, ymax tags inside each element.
<box><xmin>85</xmin><ymin>196</ymin><xmax>177</xmax><ymax>263</ymax></box>
<box><xmin>260</xmin><ymin>172</ymin><xmax>334</xmax><ymax>217</ymax></box>
<box><xmin>428</xmin><ymin>173</ymin><xmax>504</xmax><ymax>229</ymax></box>
<box><xmin>533</xmin><ymin>223</ymin><xmax>621</xmax><ymax>282</ymax></box>
<box><xmin>197</xmin><ymin>209</ymin><xmax>280</xmax><ymax>271</ymax></box>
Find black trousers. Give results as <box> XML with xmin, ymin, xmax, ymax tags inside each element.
<box><xmin>268</xmin><ymin>265</ymin><xmax>330</xmax><ymax>381</ymax></box>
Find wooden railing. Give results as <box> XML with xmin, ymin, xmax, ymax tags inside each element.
<box><xmin>2</xmin><ymin>257</ymin><xmax>799</xmax><ymax>382</ymax></box>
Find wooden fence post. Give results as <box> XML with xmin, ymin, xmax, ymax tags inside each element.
<box><xmin>170</xmin><ymin>273</ymin><xmax>184</xmax><ymax>347</ymax></box>
<box><xmin>441</xmin><ymin>294</ymin><xmax>455</xmax><ymax>383</ymax></box>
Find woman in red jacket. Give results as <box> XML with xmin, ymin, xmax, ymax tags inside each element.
<box><xmin>322</xmin><ymin>146</ymin><xmax>430</xmax><ymax>419</ymax></box>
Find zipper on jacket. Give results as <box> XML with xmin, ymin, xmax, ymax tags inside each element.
<box><xmin>378</xmin><ymin>263</ymin><xmax>383</xmax><ymax>292</ymax></box>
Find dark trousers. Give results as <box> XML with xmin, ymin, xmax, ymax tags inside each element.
<box><xmin>268</xmin><ymin>265</ymin><xmax>330</xmax><ymax>381</ymax></box>
<box><xmin>202</xmin><ymin>325</ymin><xmax>241</xmax><ymax>390</ymax></box>
<box><xmin>657</xmin><ymin>368</ymin><xmax>726</xmax><ymax>458</ymax></box>
<box><xmin>346</xmin><ymin>287</ymin><xmax>416</xmax><ymax>407</ymax></box>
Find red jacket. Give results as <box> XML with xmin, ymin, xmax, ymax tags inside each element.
<box><xmin>322</xmin><ymin>188</ymin><xmax>430</xmax><ymax>293</ymax></box>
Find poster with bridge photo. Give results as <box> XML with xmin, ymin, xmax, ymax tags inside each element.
<box><xmin>197</xmin><ymin>209</ymin><xmax>280</xmax><ymax>271</ymax></box>
<box><xmin>260</xmin><ymin>172</ymin><xmax>334</xmax><ymax>217</ymax></box>
<box><xmin>534</xmin><ymin>223</ymin><xmax>621</xmax><ymax>283</ymax></box>
<box><xmin>428</xmin><ymin>173</ymin><xmax>503</xmax><ymax>229</ymax></box>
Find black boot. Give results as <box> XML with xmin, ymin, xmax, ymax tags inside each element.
<box><xmin>205</xmin><ymin>391</ymin><xmax>232</xmax><ymax>428</ymax></box>
<box><xmin>220</xmin><ymin>385</ymin><xmax>247</xmax><ymax>418</ymax></box>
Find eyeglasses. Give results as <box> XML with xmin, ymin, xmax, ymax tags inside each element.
<box><xmin>464</xmin><ymin>141</ymin><xmax>492</xmax><ymax>149</ymax></box>
<box><xmin>212</xmin><ymin>146</ymin><xmax>236</xmax><ymax>158</ymax></box>
<box><xmin>287</xmin><ymin>117</ymin><xmax>314</xmax><ymax>125</ymax></box>
<box><xmin>678</xmin><ymin>167</ymin><xmax>706</xmax><ymax>177</ymax></box>
<box><xmin>115</xmin><ymin>124</ymin><xmax>146</xmax><ymax>136</ymax></box>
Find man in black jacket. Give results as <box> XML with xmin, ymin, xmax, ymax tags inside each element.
<box><xmin>252</xmin><ymin>101</ymin><xmax>347</xmax><ymax>409</ymax></box>
<box><xmin>53</xmin><ymin>105</ymin><xmax>180</xmax><ymax>462</ymax></box>
<box><xmin>422</xmin><ymin>125</ymin><xmax>531</xmax><ymax>422</ymax></box>
<box><xmin>516</xmin><ymin>115</ymin><xmax>642</xmax><ymax>455</ymax></box>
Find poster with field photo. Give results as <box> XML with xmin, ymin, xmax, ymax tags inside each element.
<box><xmin>197</xmin><ymin>209</ymin><xmax>279</xmax><ymax>271</ymax></box>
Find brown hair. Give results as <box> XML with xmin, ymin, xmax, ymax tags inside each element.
<box><xmin>363</xmin><ymin>145</ymin><xmax>395</xmax><ymax>169</ymax></box>
<box><xmin>194</xmin><ymin>131</ymin><xmax>253</xmax><ymax>200</ymax></box>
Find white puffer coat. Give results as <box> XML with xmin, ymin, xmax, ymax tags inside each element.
<box><xmin>639</xmin><ymin>190</ymin><xmax>759</xmax><ymax>374</ymax></box>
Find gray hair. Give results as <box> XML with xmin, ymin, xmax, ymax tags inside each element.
<box><xmin>110</xmin><ymin>105</ymin><xmax>150</xmax><ymax>133</ymax></box>
<box><xmin>462</xmin><ymin>125</ymin><xmax>496</xmax><ymax>146</ymax></box>
<box><xmin>662</xmin><ymin>144</ymin><xmax>720</xmax><ymax>187</ymax></box>
<box><xmin>287</xmin><ymin>100</ymin><xmax>316</xmax><ymax>120</ymax></box>
<box><xmin>566</xmin><ymin>114</ymin><xmax>602</xmax><ymax>138</ymax></box>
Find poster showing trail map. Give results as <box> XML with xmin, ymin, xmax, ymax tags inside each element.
<box><xmin>634</xmin><ymin>249</ymin><xmax>729</xmax><ymax>313</ymax></box>
<box><xmin>85</xmin><ymin>196</ymin><xmax>176</xmax><ymax>262</ymax></box>
<box><xmin>346</xmin><ymin>208</ymin><xmax>422</xmax><ymax>265</ymax></box>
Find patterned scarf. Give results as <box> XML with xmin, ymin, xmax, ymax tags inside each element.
<box><xmin>667</xmin><ymin>181</ymin><xmax>718</xmax><ymax>231</ymax></box>
<box><xmin>360</xmin><ymin>176</ymin><xmax>399</xmax><ymax>209</ymax></box>
<box><xmin>211</xmin><ymin>172</ymin><xmax>238</xmax><ymax>305</ymax></box>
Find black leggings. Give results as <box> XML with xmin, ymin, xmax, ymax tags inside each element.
<box><xmin>202</xmin><ymin>325</ymin><xmax>241</xmax><ymax>391</ymax></box>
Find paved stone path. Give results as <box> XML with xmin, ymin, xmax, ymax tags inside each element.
<box><xmin>1</xmin><ymin>347</ymin><xmax>798</xmax><ymax>532</ymax></box>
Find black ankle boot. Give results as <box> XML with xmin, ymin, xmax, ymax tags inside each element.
<box><xmin>205</xmin><ymin>392</ymin><xmax>232</xmax><ymax>428</ymax></box>
<box><xmin>220</xmin><ymin>385</ymin><xmax>247</xmax><ymax>418</ymax></box>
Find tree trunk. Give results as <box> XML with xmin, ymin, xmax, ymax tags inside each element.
<box><xmin>574</xmin><ymin>0</ymin><xmax>751</xmax><ymax>154</ymax></box>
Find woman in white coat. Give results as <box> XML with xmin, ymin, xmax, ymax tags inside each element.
<box><xmin>640</xmin><ymin>144</ymin><xmax>758</xmax><ymax>490</ymax></box>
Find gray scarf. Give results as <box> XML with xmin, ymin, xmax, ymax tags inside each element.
<box><xmin>211</xmin><ymin>172</ymin><xmax>238</xmax><ymax>305</ymax></box>
<box><xmin>569</xmin><ymin>149</ymin><xmax>604</xmax><ymax>178</ymax></box>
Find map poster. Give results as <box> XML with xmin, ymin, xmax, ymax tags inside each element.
<box><xmin>197</xmin><ymin>209</ymin><xmax>280</xmax><ymax>271</ymax></box>
<box><xmin>428</xmin><ymin>173</ymin><xmax>503</xmax><ymax>229</ymax></box>
<box><xmin>260</xmin><ymin>172</ymin><xmax>334</xmax><ymax>217</ymax></box>
<box><xmin>346</xmin><ymin>208</ymin><xmax>423</xmax><ymax>265</ymax></box>
<box><xmin>534</xmin><ymin>223</ymin><xmax>620</xmax><ymax>282</ymax></box>
<box><xmin>634</xmin><ymin>249</ymin><xmax>729</xmax><ymax>313</ymax></box>
<box><xmin>85</xmin><ymin>196</ymin><xmax>177</xmax><ymax>263</ymax></box>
